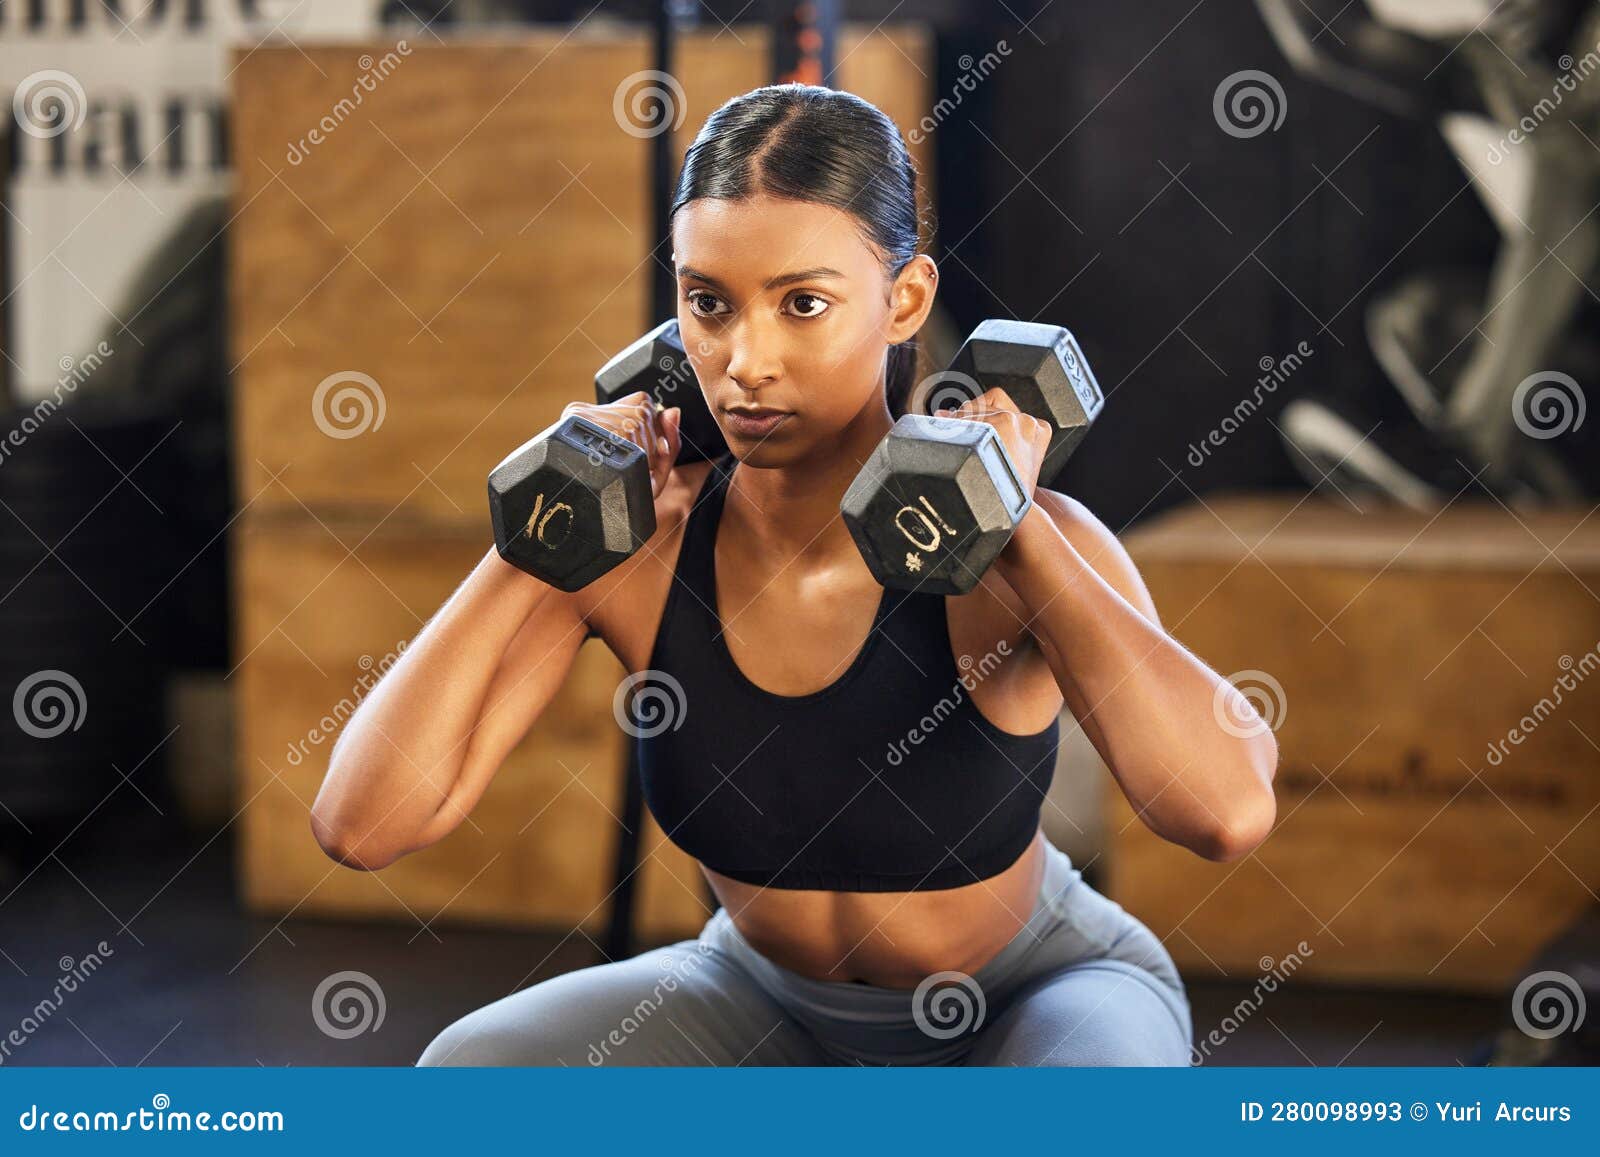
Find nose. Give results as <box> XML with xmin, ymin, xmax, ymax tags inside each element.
<box><xmin>723</xmin><ymin>314</ymin><xmax>783</xmax><ymax>392</ymax></box>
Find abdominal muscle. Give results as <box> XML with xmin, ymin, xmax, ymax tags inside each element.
<box><xmin>700</xmin><ymin>828</ymin><xmax>1048</xmax><ymax>989</ymax></box>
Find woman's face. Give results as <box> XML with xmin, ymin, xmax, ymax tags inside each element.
<box><xmin>672</xmin><ymin>192</ymin><xmax>933</xmax><ymax>467</ymax></box>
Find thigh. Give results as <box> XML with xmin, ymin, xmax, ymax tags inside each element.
<box><xmin>417</xmin><ymin>938</ymin><xmax>827</xmax><ymax>1067</ymax></box>
<box><xmin>964</xmin><ymin>960</ymin><xmax>1193</xmax><ymax>1067</ymax></box>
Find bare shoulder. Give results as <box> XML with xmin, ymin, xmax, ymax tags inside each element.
<box><xmin>573</xmin><ymin>459</ymin><xmax>719</xmax><ymax>668</ymax></box>
<box><xmin>1029</xmin><ymin>488</ymin><xmax>1162</xmax><ymax>626</ymax></box>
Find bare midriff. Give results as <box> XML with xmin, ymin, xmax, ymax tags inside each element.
<box><xmin>702</xmin><ymin>828</ymin><xmax>1047</xmax><ymax>989</ymax></box>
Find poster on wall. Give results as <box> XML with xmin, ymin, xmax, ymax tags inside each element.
<box><xmin>0</xmin><ymin>1</ymin><xmax>387</xmax><ymax>404</ymax></box>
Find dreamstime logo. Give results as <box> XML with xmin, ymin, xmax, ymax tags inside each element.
<box><xmin>908</xmin><ymin>369</ymin><xmax>984</xmax><ymax>416</ymax></box>
<box><xmin>312</xmin><ymin>971</ymin><xmax>386</xmax><ymax>1039</ymax></box>
<box><xmin>1511</xmin><ymin>970</ymin><xmax>1586</xmax><ymax>1040</ymax></box>
<box><xmin>12</xmin><ymin>670</ymin><xmax>87</xmax><ymax>739</ymax></box>
<box><xmin>1214</xmin><ymin>669</ymin><xmax>1284</xmax><ymax>738</ymax></box>
<box><xmin>286</xmin><ymin>41</ymin><xmax>412</xmax><ymax>166</ymax></box>
<box><xmin>655</xmin><ymin>352</ymin><xmax>693</xmax><ymax>404</ymax></box>
<box><xmin>612</xmin><ymin>669</ymin><xmax>687</xmax><ymax>738</ymax></box>
<box><xmin>587</xmin><ymin>427</ymin><xmax>632</xmax><ymax>471</ymax></box>
<box><xmin>907</xmin><ymin>40</ymin><xmax>1012</xmax><ymax>144</ymax></box>
<box><xmin>1486</xmin><ymin>43</ymin><xmax>1600</xmax><ymax>163</ymax></box>
<box><xmin>654</xmin><ymin>335</ymin><xmax>713</xmax><ymax>404</ymax></box>
<box><xmin>1512</xmin><ymin>371</ymin><xmax>1585</xmax><ymax>440</ymax></box>
<box><xmin>285</xmin><ymin>645</ymin><xmax>407</xmax><ymax>768</ymax></box>
<box><xmin>1213</xmin><ymin>70</ymin><xmax>1287</xmax><ymax>139</ymax></box>
<box><xmin>16</xmin><ymin>1093</ymin><xmax>283</xmax><ymax>1133</ymax></box>
<box><xmin>883</xmin><ymin>641</ymin><xmax>1012</xmax><ymax>767</ymax></box>
<box><xmin>613</xmin><ymin>70</ymin><xmax>686</xmax><ymax>139</ymax></box>
<box><xmin>0</xmin><ymin>941</ymin><xmax>114</xmax><ymax>1066</ymax></box>
<box><xmin>13</xmin><ymin>69</ymin><xmax>86</xmax><ymax>139</ymax></box>
<box><xmin>586</xmin><ymin>942</ymin><xmax>715</xmax><ymax>1065</ymax></box>
<box><xmin>1188</xmin><ymin>340</ymin><xmax>1313</xmax><ymax>466</ymax></box>
<box><xmin>559</xmin><ymin>406</ymin><xmax>634</xmax><ymax>472</ymax></box>
<box><xmin>312</xmin><ymin>371</ymin><xmax>387</xmax><ymax>439</ymax></box>
<box><xmin>0</xmin><ymin>341</ymin><xmax>114</xmax><ymax>469</ymax></box>
<box><xmin>1190</xmin><ymin>941</ymin><xmax>1313</xmax><ymax>1064</ymax></box>
<box><xmin>911</xmin><ymin>970</ymin><xmax>986</xmax><ymax>1039</ymax></box>
<box><xmin>1485</xmin><ymin>644</ymin><xmax>1599</xmax><ymax>767</ymax></box>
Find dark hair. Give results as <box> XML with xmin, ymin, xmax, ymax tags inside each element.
<box><xmin>669</xmin><ymin>84</ymin><xmax>927</xmax><ymax>416</ymax></box>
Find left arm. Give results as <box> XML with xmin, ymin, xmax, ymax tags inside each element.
<box><xmin>992</xmin><ymin>490</ymin><xmax>1279</xmax><ymax>862</ymax></box>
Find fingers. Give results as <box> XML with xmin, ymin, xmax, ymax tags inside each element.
<box><xmin>663</xmin><ymin>405</ymin><xmax>683</xmax><ymax>462</ymax></box>
<box><xmin>945</xmin><ymin>392</ymin><xmax>1039</xmax><ymax>428</ymax></box>
<box><xmin>941</xmin><ymin>391</ymin><xmax>1052</xmax><ymax>462</ymax></box>
<box><xmin>978</xmin><ymin>387</ymin><xmax>1019</xmax><ymax>414</ymax></box>
<box><xmin>941</xmin><ymin>388</ymin><xmax>1011</xmax><ymax>416</ymax></box>
<box><xmin>614</xmin><ymin>391</ymin><xmax>660</xmax><ymax>453</ymax></box>
<box><xmin>573</xmin><ymin>391</ymin><xmax>674</xmax><ymax>472</ymax></box>
<box><xmin>648</xmin><ymin>407</ymin><xmax>683</xmax><ymax>498</ymax></box>
<box><xmin>609</xmin><ymin>391</ymin><xmax>678</xmax><ymax>498</ymax></box>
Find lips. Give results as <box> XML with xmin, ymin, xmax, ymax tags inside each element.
<box><xmin>723</xmin><ymin>407</ymin><xmax>792</xmax><ymax>437</ymax></box>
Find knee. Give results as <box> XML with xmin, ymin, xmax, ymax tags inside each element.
<box><xmin>983</xmin><ymin>964</ymin><xmax>1194</xmax><ymax>1068</ymax></box>
<box><xmin>1036</xmin><ymin>1023</ymin><xmax>1192</xmax><ymax>1067</ymax></box>
<box><xmin>415</xmin><ymin>1022</ymin><xmax>471</xmax><ymax>1067</ymax></box>
<box><xmin>1073</xmin><ymin>995</ymin><xmax>1192</xmax><ymax>1067</ymax></box>
<box><xmin>415</xmin><ymin>1009</ymin><xmax>565</xmax><ymax>1067</ymax></box>
<box><xmin>1013</xmin><ymin>1005</ymin><xmax>1191</xmax><ymax>1067</ymax></box>
<box><xmin>415</xmin><ymin>1016</ymin><xmax>493</xmax><ymax>1067</ymax></box>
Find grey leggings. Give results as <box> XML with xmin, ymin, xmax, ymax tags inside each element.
<box><xmin>417</xmin><ymin>837</ymin><xmax>1193</xmax><ymax>1066</ymax></box>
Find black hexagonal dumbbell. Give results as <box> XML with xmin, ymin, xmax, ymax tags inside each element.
<box><xmin>487</xmin><ymin>414</ymin><xmax>656</xmax><ymax>592</ymax></box>
<box><xmin>841</xmin><ymin>320</ymin><xmax>1104</xmax><ymax>596</ymax></box>
<box><xmin>489</xmin><ymin>321</ymin><xmax>727</xmax><ymax>591</ymax></box>
<box><xmin>942</xmin><ymin>318</ymin><xmax>1105</xmax><ymax>484</ymax></box>
<box><xmin>594</xmin><ymin>319</ymin><xmax>728</xmax><ymax>464</ymax></box>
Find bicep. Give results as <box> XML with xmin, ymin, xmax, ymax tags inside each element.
<box><xmin>1035</xmin><ymin>489</ymin><xmax>1163</xmax><ymax>629</ymax></box>
<box><xmin>1020</xmin><ymin>490</ymin><xmax>1168</xmax><ymax>759</ymax></box>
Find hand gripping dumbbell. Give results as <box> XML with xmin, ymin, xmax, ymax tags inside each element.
<box><xmin>840</xmin><ymin>319</ymin><xmax>1105</xmax><ymax>596</ymax></box>
<box><xmin>487</xmin><ymin>321</ymin><xmax>724</xmax><ymax>591</ymax></box>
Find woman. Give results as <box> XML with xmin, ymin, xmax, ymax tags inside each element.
<box><xmin>311</xmin><ymin>84</ymin><xmax>1279</xmax><ymax>1067</ymax></box>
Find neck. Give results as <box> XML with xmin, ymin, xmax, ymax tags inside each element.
<box><xmin>722</xmin><ymin>393</ymin><xmax>896</xmax><ymax>565</ymax></box>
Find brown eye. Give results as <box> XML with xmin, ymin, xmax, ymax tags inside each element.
<box><xmin>687</xmin><ymin>291</ymin><xmax>726</xmax><ymax>317</ymax></box>
<box><xmin>789</xmin><ymin>293</ymin><xmax>829</xmax><ymax>318</ymax></box>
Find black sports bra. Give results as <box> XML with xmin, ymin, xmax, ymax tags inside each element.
<box><xmin>628</xmin><ymin>456</ymin><xmax>1060</xmax><ymax>892</ymax></box>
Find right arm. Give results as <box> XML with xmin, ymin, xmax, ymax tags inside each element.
<box><xmin>310</xmin><ymin>391</ymin><xmax>682</xmax><ymax>870</ymax></box>
<box><xmin>309</xmin><ymin>548</ymin><xmax>590</xmax><ymax>871</ymax></box>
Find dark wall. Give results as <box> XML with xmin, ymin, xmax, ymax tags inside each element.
<box><xmin>939</xmin><ymin>0</ymin><xmax>1498</xmax><ymax>527</ymax></box>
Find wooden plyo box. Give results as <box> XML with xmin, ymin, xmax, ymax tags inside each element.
<box><xmin>1113</xmin><ymin>494</ymin><xmax>1600</xmax><ymax>993</ymax></box>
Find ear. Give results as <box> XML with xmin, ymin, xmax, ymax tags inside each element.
<box><xmin>885</xmin><ymin>254</ymin><xmax>938</xmax><ymax>344</ymax></box>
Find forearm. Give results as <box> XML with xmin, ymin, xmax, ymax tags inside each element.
<box><xmin>994</xmin><ymin>508</ymin><xmax>1278</xmax><ymax>859</ymax></box>
<box><xmin>312</xmin><ymin>546</ymin><xmax>559</xmax><ymax>866</ymax></box>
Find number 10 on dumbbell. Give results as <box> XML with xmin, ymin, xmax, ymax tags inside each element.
<box><xmin>841</xmin><ymin>320</ymin><xmax>1105</xmax><ymax>596</ymax></box>
<box><xmin>487</xmin><ymin>414</ymin><xmax>656</xmax><ymax>593</ymax></box>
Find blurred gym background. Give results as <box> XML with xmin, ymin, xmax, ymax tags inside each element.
<box><xmin>0</xmin><ymin>0</ymin><xmax>1596</xmax><ymax>1066</ymax></box>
